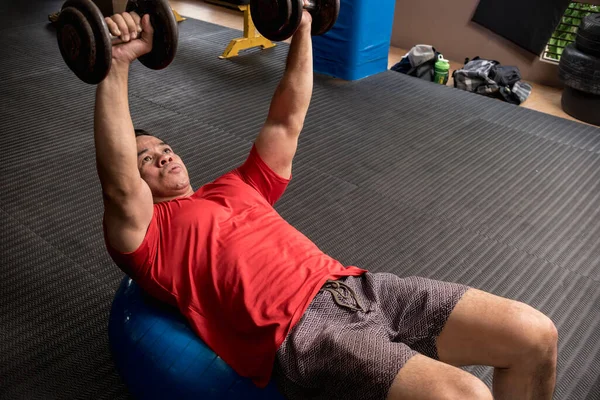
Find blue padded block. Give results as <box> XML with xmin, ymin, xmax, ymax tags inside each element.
<box><xmin>312</xmin><ymin>0</ymin><xmax>397</xmax><ymax>80</ymax></box>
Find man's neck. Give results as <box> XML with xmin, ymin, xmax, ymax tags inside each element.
<box><xmin>153</xmin><ymin>186</ymin><xmax>195</xmax><ymax>204</ymax></box>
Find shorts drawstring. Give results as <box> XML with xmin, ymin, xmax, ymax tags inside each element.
<box><xmin>320</xmin><ymin>280</ymin><xmax>367</xmax><ymax>313</ymax></box>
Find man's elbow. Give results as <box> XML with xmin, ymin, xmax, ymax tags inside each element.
<box><xmin>101</xmin><ymin>180</ymin><xmax>144</xmax><ymax>204</ymax></box>
<box><xmin>102</xmin><ymin>187</ymin><xmax>130</xmax><ymax>205</ymax></box>
<box><xmin>266</xmin><ymin>116</ymin><xmax>304</xmax><ymax>138</ymax></box>
<box><xmin>285</xmin><ymin>119</ymin><xmax>304</xmax><ymax>138</ymax></box>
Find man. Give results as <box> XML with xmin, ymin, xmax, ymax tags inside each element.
<box><xmin>96</xmin><ymin>9</ymin><xmax>558</xmax><ymax>400</ymax></box>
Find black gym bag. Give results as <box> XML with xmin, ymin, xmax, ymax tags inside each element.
<box><xmin>453</xmin><ymin>57</ymin><xmax>532</xmax><ymax>105</ymax></box>
<box><xmin>390</xmin><ymin>45</ymin><xmax>442</xmax><ymax>82</ymax></box>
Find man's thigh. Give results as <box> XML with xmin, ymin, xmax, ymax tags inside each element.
<box><xmin>435</xmin><ymin>288</ymin><xmax>557</xmax><ymax>368</ymax></box>
<box><xmin>386</xmin><ymin>354</ymin><xmax>492</xmax><ymax>400</ymax></box>
<box><xmin>372</xmin><ymin>273</ymin><xmax>469</xmax><ymax>360</ymax></box>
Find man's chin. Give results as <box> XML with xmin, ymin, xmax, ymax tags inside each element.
<box><xmin>171</xmin><ymin>180</ymin><xmax>192</xmax><ymax>193</ymax></box>
<box><xmin>161</xmin><ymin>172</ymin><xmax>188</xmax><ymax>185</ymax></box>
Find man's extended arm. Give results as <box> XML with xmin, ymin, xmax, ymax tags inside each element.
<box><xmin>96</xmin><ymin>13</ymin><xmax>154</xmax><ymax>253</ymax></box>
<box><xmin>95</xmin><ymin>62</ymin><xmax>142</xmax><ymax>196</ymax></box>
<box><xmin>254</xmin><ymin>11</ymin><xmax>313</xmax><ymax>179</ymax></box>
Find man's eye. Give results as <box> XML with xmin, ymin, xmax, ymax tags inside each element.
<box><xmin>143</xmin><ymin>156</ymin><xmax>152</xmax><ymax>163</ymax></box>
<box><xmin>165</xmin><ymin>148</ymin><xmax>172</xmax><ymax>154</ymax></box>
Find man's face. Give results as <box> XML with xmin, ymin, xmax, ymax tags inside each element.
<box><xmin>136</xmin><ymin>135</ymin><xmax>191</xmax><ymax>199</ymax></box>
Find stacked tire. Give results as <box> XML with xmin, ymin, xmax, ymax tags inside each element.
<box><xmin>558</xmin><ymin>13</ymin><xmax>600</xmax><ymax>126</ymax></box>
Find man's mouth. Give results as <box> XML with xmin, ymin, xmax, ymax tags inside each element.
<box><xmin>167</xmin><ymin>164</ymin><xmax>182</xmax><ymax>173</ymax></box>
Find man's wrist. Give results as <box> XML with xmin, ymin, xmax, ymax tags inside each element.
<box><xmin>98</xmin><ymin>61</ymin><xmax>130</xmax><ymax>91</ymax></box>
<box><xmin>100</xmin><ymin>61</ymin><xmax>130</xmax><ymax>86</ymax></box>
<box><xmin>111</xmin><ymin>60</ymin><xmax>131</xmax><ymax>75</ymax></box>
<box><xmin>298</xmin><ymin>22</ymin><xmax>312</xmax><ymax>33</ymax></box>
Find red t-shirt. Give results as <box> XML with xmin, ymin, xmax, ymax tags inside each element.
<box><xmin>106</xmin><ymin>145</ymin><xmax>367</xmax><ymax>387</ymax></box>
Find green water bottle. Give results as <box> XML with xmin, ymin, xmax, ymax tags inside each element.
<box><xmin>434</xmin><ymin>55</ymin><xmax>450</xmax><ymax>85</ymax></box>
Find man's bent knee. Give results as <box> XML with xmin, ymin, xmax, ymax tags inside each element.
<box><xmin>516</xmin><ymin>307</ymin><xmax>558</xmax><ymax>368</ymax></box>
<box><xmin>533</xmin><ymin>313</ymin><xmax>558</xmax><ymax>356</ymax></box>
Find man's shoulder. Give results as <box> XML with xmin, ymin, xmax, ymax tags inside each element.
<box><xmin>204</xmin><ymin>169</ymin><xmax>248</xmax><ymax>188</ymax></box>
<box><xmin>191</xmin><ymin>170</ymin><xmax>252</xmax><ymax>198</ymax></box>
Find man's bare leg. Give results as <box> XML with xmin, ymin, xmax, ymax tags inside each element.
<box><xmin>386</xmin><ymin>354</ymin><xmax>493</xmax><ymax>400</ymax></box>
<box><xmin>436</xmin><ymin>289</ymin><xmax>558</xmax><ymax>399</ymax></box>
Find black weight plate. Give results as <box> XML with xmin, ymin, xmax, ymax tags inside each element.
<box><xmin>128</xmin><ymin>0</ymin><xmax>178</xmax><ymax>70</ymax></box>
<box><xmin>250</xmin><ymin>0</ymin><xmax>294</xmax><ymax>41</ymax></box>
<box><xmin>56</xmin><ymin>7</ymin><xmax>96</xmax><ymax>83</ymax></box>
<box><xmin>311</xmin><ymin>0</ymin><xmax>339</xmax><ymax>36</ymax></box>
<box><xmin>60</xmin><ymin>0</ymin><xmax>112</xmax><ymax>84</ymax></box>
<box><xmin>275</xmin><ymin>0</ymin><xmax>303</xmax><ymax>41</ymax></box>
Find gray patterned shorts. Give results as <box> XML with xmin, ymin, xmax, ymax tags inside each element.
<box><xmin>273</xmin><ymin>272</ymin><xmax>470</xmax><ymax>400</ymax></box>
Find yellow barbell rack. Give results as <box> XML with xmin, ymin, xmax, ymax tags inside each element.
<box><xmin>219</xmin><ymin>4</ymin><xmax>275</xmax><ymax>59</ymax></box>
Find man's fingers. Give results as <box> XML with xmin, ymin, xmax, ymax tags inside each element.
<box><xmin>111</xmin><ymin>13</ymin><xmax>130</xmax><ymax>41</ymax></box>
<box><xmin>130</xmin><ymin>11</ymin><xmax>143</xmax><ymax>32</ymax></box>
<box><xmin>104</xmin><ymin>17</ymin><xmax>121</xmax><ymax>36</ymax></box>
<box><xmin>121</xmin><ymin>12</ymin><xmax>138</xmax><ymax>39</ymax></box>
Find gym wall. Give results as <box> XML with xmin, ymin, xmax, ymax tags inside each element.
<box><xmin>390</xmin><ymin>0</ymin><xmax>599</xmax><ymax>88</ymax></box>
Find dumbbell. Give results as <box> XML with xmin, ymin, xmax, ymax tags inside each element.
<box><xmin>56</xmin><ymin>0</ymin><xmax>178</xmax><ymax>84</ymax></box>
<box><xmin>250</xmin><ymin>0</ymin><xmax>340</xmax><ymax>42</ymax></box>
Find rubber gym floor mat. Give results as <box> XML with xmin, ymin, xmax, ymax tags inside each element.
<box><xmin>0</xmin><ymin>209</ymin><xmax>128</xmax><ymax>400</ymax></box>
<box><xmin>0</xmin><ymin>0</ymin><xmax>63</xmax><ymax>30</ymax></box>
<box><xmin>0</xmin><ymin>6</ymin><xmax>599</xmax><ymax>400</ymax></box>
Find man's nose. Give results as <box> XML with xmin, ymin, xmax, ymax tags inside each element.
<box><xmin>158</xmin><ymin>154</ymin><xmax>173</xmax><ymax>166</ymax></box>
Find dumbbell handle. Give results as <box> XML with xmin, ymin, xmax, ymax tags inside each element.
<box><xmin>304</xmin><ymin>1</ymin><xmax>316</xmax><ymax>11</ymax></box>
<box><xmin>110</xmin><ymin>35</ymin><xmax>124</xmax><ymax>45</ymax></box>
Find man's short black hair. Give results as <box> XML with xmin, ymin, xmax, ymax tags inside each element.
<box><xmin>134</xmin><ymin>129</ymin><xmax>152</xmax><ymax>137</ymax></box>
<box><xmin>134</xmin><ymin>129</ymin><xmax>169</xmax><ymax>147</ymax></box>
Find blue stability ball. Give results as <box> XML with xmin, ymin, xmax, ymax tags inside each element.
<box><xmin>108</xmin><ymin>276</ymin><xmax>284</xmax><ymax>400</ymax></box>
